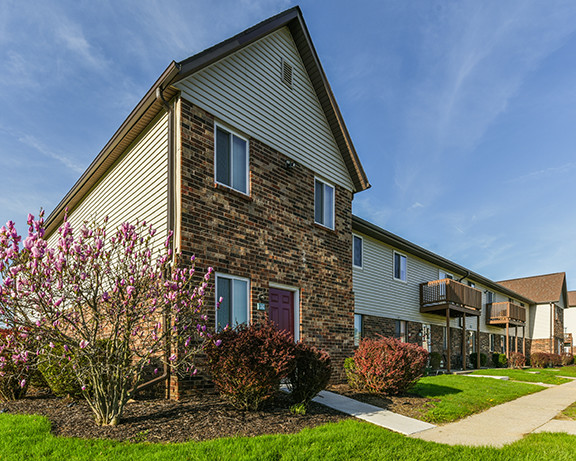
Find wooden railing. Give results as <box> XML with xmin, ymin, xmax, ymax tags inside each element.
<box><xmin>486</xmin><ymin>302</ymin><xmax>526</xmax><ymax>324</ymax></box>
<box><xmin>565</xmin><ymin>333</ymin><xmax>573</xmax><ymax>344</ymax></box>
<box><xmin>420</xmin><ymin>279</ymin><xmax>482</xmax><ymax>311</ymax></box>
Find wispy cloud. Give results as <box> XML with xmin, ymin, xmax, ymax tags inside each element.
<box><xmin>18</xmin><ymin>135</ymin><xmax>84</xmax><ymax>174</ymax></box>
<box><xmin>507</xmin><ymin>162</ymin><xmax>576</xmax><ymax>184</ymax></box>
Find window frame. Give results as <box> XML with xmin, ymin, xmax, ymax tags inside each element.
<box><xmin>352</xmin><ymin>234</ymin><xmax>363</xmax><ymax>269</ymax></box>
<box><xmin>214</xmin><ymin>123</ymin><xmax>250</xmax><ymax>195</ymax></box>
<box><xmin>354</xmin><ymin>314</ymin><xmax>363</xmax><ymax>347</ymax></box>
<box><xmin>393</xmin><ymin>251</ymin><xmax>407</xmax><ymax>282</ymax></box>
<box><xmin>215</xmin><ymin>273</ymin><xmax>251</xmax><ymax>330</ymax></box>
<box><xmin>395</xmin><ymin>319</ymin><xmax>407</xmax><ymax>342</ymax></box>
<box><xmin>314</xmin><ymin>177</ymin><xmax>335</xmax><ymax>230</ymax></box>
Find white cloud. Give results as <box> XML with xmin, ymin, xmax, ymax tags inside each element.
<box><xmin>18</xmin><ymin>135</ymin><xmax>84</xmax><ymax>174</ymax></box>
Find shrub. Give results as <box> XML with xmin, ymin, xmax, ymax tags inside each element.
<box><xmin>508</xmin><ymin>352</ymin><xmax>526</xmax><ymax>369</ymax></box>
<box><xmin>204</xmin><ymin>321</ymin><xmax>295</xmax><ymax>410</ymax></box>
<box><xmin>38</xmin><ymin>344</ymin><xmax>83</xmax><ymax>398</ymax></box>
<box><xmin>530</xmin><ymin>352</ymin><xmax>550</xmax><ymax>368</ymax></box>
<box><xmin>492</xmin><ymin>353</ymin><xmax>507</xmax><ymax>368</ymax></box>
<box><xmin>0</xmin><ymin>329</ymin><xmax>34</xmax><ymax>401</ymax></box>
<box><xmin>549</xmin><ymin>353</ymin><xmax>562</xmax><ymax>367</ymax></box>
<box><xmin>469</xmin><ymin>352</ymin><xmax>487</xmax><ymax>368</ymax></box>
<box><xmin>429</xmin><ymin>352</ymin><xmax>442</xmax><ymax>370</ymax></box>
<box><xmin>561</xmin><ymin>353</ymin><xmax>574</xmax><ymax>367</ymax></box>
<box><xmin>344</xmin><ymin>357</ymin><xmax>362</xmax><ymax>389</ymax></box>
<box><xmin>286</xmin><ymin>343</ymin><xmax>331</xmax><ymax>413</ymax></box>
<box><xmin>352</xmin><ymin>336</ymin><xmax>428</xmax><ymax>395</ymax></box>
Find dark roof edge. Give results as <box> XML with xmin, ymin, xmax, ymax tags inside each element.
<box><xmin>352</xmin><ymin>215</ymin><xmax>535</xmax><ymax>305</ymax></box>
<box><xmin>44</xmin><ymin>62</ymin><xmax>181</xmax><ymax>235</ymax></box>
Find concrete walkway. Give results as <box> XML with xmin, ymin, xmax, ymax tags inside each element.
<box><xmin>411</xmin><ymin>378</ymin><xmax>576</xmax><ymax>447</ymax></box>
<box><xmin>312</xmin><ymin>390</ymin><xmax>436</xmax><ymax>435</ymax></box>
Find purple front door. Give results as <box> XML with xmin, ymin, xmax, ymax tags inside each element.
<box><xmin>269</xmin><ymin>288</ymin><xmax>294</xmax><ymax>337</ymax></box>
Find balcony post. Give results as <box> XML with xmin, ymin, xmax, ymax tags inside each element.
<box><xmin>462</xmin><ymin>313</ymin><xmax>466</xmax><ymax>371</ymax></box>
<box><xmin>446</xmin><ymin>309</ymin><xmax>451</xmax><ymax>372</ymax></box>
<box><xmin>515</xmin><ymin>325</ymin><xmax>518</xmax><ymax>353</ymax></box>
<box><xmin>523</xmin><ymin>326</ymin><xmax>526</xmax><ymax>356</ymax></box>
<box><xmin>476</xmin><ymin>316</ymin><xmax>480</xmax><ymax>368</ymax></box>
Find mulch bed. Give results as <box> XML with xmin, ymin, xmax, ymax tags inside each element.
<box><xmin>328</xmin><ymin>384</ymin><xmax>436</xmax><ymax>420</ymax></box>
<box><xmin>1</xmin><ymin>390</ymin><xmax>350</xmax><ymax>444</ymax></box>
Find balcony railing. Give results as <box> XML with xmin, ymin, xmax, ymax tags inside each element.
<box><xmin>486</xmin><ymin>302</ymin><xmax>526</xmax><ymax>326</ymax></box>
<box><xmin>565</xmin><ymin>333</ymin><xmax>573</xmax><ymax>344</ymax></box>
<box><xmin>420</xmin><ymin>279</ymin><xmax>482</xmax><ymax>314</ymax></box>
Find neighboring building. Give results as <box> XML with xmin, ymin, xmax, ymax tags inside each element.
<box><xmin>352</xmin><ymin>216</ymin><xmax>534</xmax><ymax>370</ymax></box>
<box><xmin>44</xmin><ymin>7</ymin><xmax>370</xmax><ymax>394</ymax></box>
<box><xmin>498</xmin><ymin>273</ymin><xmax>568</xmax><ymax>355</ymax></box>
<box><xmin>565</xmin><ymin>291</ymin><xmax>576</xmax><ymax>354</ymax></box>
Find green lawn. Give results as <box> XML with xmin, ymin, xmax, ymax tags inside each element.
<box><xmin>2</xmin><ymin>415</ymin><xmax>576</xmax><ymax>460</ymax></box>
<box><xmin>561</xmin><ymin>402</ymin><xmax>576</xmax><ymax>420</ymax></box>
<box><xmin>558</xmin><ymin>366</ymin><xmax>576</xmax><ymax>377</ymax></box>
<box><xmin>411</xmin><ymin>375</ymin><xmax>544</xmax><ymax>423</ymax></box>
<box><xmin>470</xmin><ymin>368</ymin><xmax>571</xmax><ymax>385</ymax></box>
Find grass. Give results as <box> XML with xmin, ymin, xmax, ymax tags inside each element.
<box><xmin>561</xmin><ymin>402</ymin><xmax>576</xmax><ymax>420</ymax></box>
<box><xmin>558</xmin><ymin>366</ymin><xmax>576</xmax><ymax>377</ymax></box>
<box><xmin>470</xmin><ymin>368</ymin><xmax>571</xmax><ymax>385</ymax></box>
<box><xmin>2</xmin><ymin>415</ymin><xmax>576</xmax><ymax>460</ymax></box>
<box><xmin>410</xmin><ymin>375</ymin><xmax>544</xmax><ymax>423</ymax></box>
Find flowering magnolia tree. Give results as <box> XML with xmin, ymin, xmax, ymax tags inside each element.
<box><xmin>0</xmin><ymin>212</ymin><xmax>215</xmax><ymax>426</ymax></box>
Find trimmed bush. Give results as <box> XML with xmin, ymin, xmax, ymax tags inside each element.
<box><xmin>549</xmin><ymin>353</ymin><xmax>562</xmax><ymax>367</ymax></box>
<box><xmin>0</xmin><ymin>329</ymin><xmax>34</xmax><ymax>401</ymax></box>
<box><xmin>508</xmin><ymin>352</ymin><xmax>526</xmax><ymax>369</ymax></box>
<box><xmin>429</xmin><ymin>352</ymin><xmax>442</xmax><ymax>370</ymax></box>
<box><xmin>530</xmin><ymin>352</ymin><xmax>550</xmax><ymax>368</ymax></box>
<box><xmin>469</xmin><ymin>353</ymin><xmax>487</xmax><ymax>368</ymax></box>
<box><xmin>38</xmin><ymin>344</ymin><xmax>83</xmax><ymax>398</ymax></box>
<box><xmin>492</xmin><ymin>353</ymin><xmax>507</xmax><ymax>368</ymax></box>
<box><xmin>287</xmin><ymin>343</ymin><xmax>331</xmax><ymax>413</ymax></box>
<box><xmin>561</xmin><ymin>353</ymin><xmax>574</xmax><ymax>367</ymax></box>
<box><xmin>352</xmin><ymin>336</ymin><xmax>428</xmax><ymax>395</ymax></box>
<box><xmin>344</xmin><ymin>357</ymin><xmax>362</xmax><ymax>389</ymax></box>
<box><xmin>204</xmin><ymin>321</ymin><xmax>295</xmax><ymax>410</ymax></box>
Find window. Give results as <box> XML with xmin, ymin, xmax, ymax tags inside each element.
<box><xmin>393</xmin><ymin>252</ymin><xmax>407</xmax><ymax>281</ymax></box>
<box><xmin>353</xmin><ymin>235</ymin><xmax>363</xmax><ymax>268</ymax></box>
<box><xmin>395</xmin><ymin>320</ymin><xmax>407</xmax><ymax>342</ymax></box>
<box><xmin>468</xmin><ymin>281</ymin><xmax>475</xmax><ymax>288</ymax></box>
<box><xmin>215</xmin><ymin>124</ymin><xmax>248</xmax><ymax>194</ymax></box>
<box><xmin>354</xmin><ymin>314</ymin><xmax>362</xmax><ymax>346</ymax></box>
<box><xmin>490</xmin><ymin>334</ymin><xmax>495</xmax><ymax>352</ymax></box>
<box><xmin>443</xmin><ymin>326</ymin><xmax>448</xmax><ymax>350</ymax></box>
<box><xmin>501</xmin><ymin>335</ymin><xmax>506</xmax><ymax>354</ymax></box>
<box><xmin>314</xmin><ymin>179</ymin><xmax>335</xmax><ymax>229</ymax></box>
<box><xmin>439</xmin><ymin>270</ymin><xmax>454</xmax><ymax>280</ymax></box>
<box><xmin>216</xmin><ymin>274</ymin><xmax>249</xmax><ymax>330</ymax></box>
<box><xmin>486</xmin><ymin>291</ymin><xmax>494</xmax><ymax>304</ymax></box>
<box><xmin>469</xmin><ymin>331</ymin><xmax>477</xmax><ymax>353</ymax></box>
<box><xmin>422</xmin><ymin>324</ymin><xmax>431</xmax><ymax>352</ymax></box>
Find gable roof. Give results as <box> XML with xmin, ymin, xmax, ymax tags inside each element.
<box><xmin>497</xmin><ymin>272</ymin><xmax>566</xmax><ymax>304</ymax></box>
<box><xmin>45</xmin><ymin>7</ymin><xmax>369</xmax><ymax>235</ymax></box>
<box><xmin>352</xmin><ymin>215</ymin><xmax>535</xmax><ymax>305</ymax></box>
<box><xmin>568</xmin><ymin>290</ymin><xmax>576</xmax><ymax>307</ymax></box>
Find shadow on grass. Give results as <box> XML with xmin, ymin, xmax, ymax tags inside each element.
<box><xmin>411</xmin><ymin>383</ymin><xmax>463</xmax><ymax>398</ymax></box>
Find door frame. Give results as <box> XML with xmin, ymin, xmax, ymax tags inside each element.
<box><xmin>269</xmin><ymin>282</ymin><xmax>300</xmax><ymax>341</ymax></box>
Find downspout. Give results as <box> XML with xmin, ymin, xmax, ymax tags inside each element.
<box><xmin>457</xmin><ymin>271</ymin><xmax>470</xmax><ymax>283</ymax></box>
<box><xmin>131</xmin><ymin>86</ymin><xmax>175</xmax><ymax>398</ymax></box>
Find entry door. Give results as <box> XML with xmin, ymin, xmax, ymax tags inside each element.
<box><xmin>269</xmin><ymin>288</ymin><xmax>294</xmax><ymax>337</ymax></box>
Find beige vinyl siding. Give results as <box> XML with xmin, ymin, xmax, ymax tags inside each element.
<box><xmin>175</xmin><ymin>27</ymin><xmax>354</xmax><ymax>191</ymax></box>
<box><xmin>531</xmin><ymin>303</ymin><xmax>552</xmax><ymax>339</ymax></box>
<box><xmin>353</xmin><ymin>232</ymin><xmax>528</xmax><ymax>335</ymax></box>
<box><xmin>47</xmin><ymin>113</ymin><xmax>169</xmax><ymax>256</ymax></box>
<box><xmin>564</xmin><ymin>307</ymin><xmax>576</xmax><ymax>340</ymax></box>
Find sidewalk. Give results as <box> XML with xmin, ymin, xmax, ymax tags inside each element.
<box><xmin>411</xmin><ymin>378</ymin><xmax>576</xmax><ymax>447</ymax></box>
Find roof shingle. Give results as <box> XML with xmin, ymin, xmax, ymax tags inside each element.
<box><xmin>498</xmin><ymin>272</ymin><xmax>566</xmax><ymax>304</ymax></box>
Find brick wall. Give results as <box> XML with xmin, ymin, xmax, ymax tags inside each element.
<box><xmin>176</xmin><ymin>99</ymin><xmax>355</xmax><ymax>393</ymax></box>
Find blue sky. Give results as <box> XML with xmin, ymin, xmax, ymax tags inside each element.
<box><xmin>2</xmin><ymin>0</ymin><xmax>576</xmax><ymax>288</ymax></box>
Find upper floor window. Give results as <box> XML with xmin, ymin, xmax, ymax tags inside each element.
<box><xmin>353</xmin><ymin>235</ymin><xmax>363</xmax><ymax>268</ymax></box>
<box><xmin>216</xmin><ymin>274</ymin><xmax>249</xmax><ymax>330</ymax></box>
<box><xmin>215</xmin><ymin>124</ymin><xmax>249</xmax><ymax>194</ymax></box>
<box><xmin>439</xmin><ymin>270</ymin><xmax>454</xmax><ymax>280</ymax></box>
<box><xmin>393</xmin><ymin>252</ymin><xmax>407</xmax><ymax>281</ymax></box>
<box><xmin>314</xmin><ymin>178</ymin><xmax>334</xmax><ymax>229</ymax></box>
<box><xmin>486</xmin><ymin>291</ymin><xmax>494</xmax><ymax>304</ymax></box>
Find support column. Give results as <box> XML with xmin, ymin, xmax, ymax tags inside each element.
<box><xmin>476</xmin><ymin>316</ymin><xmax>481</xmax><ymax>368</ymax></box>
<box><xmin>515</xmin><ymin>326</ymin><xmax>518</xmax><ymax>353</ymax></box>
<box><xmin>446</xmin><ymin>309</ymin><xmax>451</xmax><ymax>372</ymax></box>
<box><xmin>462</xmin><ymin>313</ymin><xmax>467</xmax><ymax>371</ymax></box>
<box><xmin>506</xmin><ymin>323</ymin><xmax>510</xmax><ymax>359</ymax></box>
<box><xmin>523</xmin><ymin>326</ymin><xmax>526</xmax><ymax>357</ymax></box>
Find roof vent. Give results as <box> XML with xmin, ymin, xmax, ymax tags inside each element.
<box><xmin>281</xmin><ymin>59</ymin><xmax>293</xmax><ymax>88</ymax></box>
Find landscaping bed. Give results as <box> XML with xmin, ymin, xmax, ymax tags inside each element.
<box><xmin>1</xmin><ymin>390</ymin><xmax>349</xmax><ymax>443</ymax></box>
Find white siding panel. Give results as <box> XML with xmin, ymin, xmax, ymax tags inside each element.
<box><xmin>565</xmin><ymin>307</ymin><xmax>576</xmax><ymax>339</ymax></box>
<box><xmin>353</xmin><ymin>232</ymin><xmax>530</xmax><ymax>336</ymax></box>
<box><xmin>175</xmin><ymin>27</ymin><xmax>354</xmax><ymax>190</ymax></box>
<box><xmin>532</xmin><ymin>304</ymin><xmax>552</xmax><ymax>339</ymax></box>
<box><xmin>47</xmin><ymin>113</ymin><xmax>169</xmax><ymax>256</ymax></box>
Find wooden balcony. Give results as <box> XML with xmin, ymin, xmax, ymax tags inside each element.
<box><xmin>486</xmin><ymin>302</ymin><xmax>526</xmax><ymax>327</ymax></box>
<box><xmin>565</xmin><ymin>333</ymin><xmax>573</xmax><ymax>345</ymax></box>
<box><xmin>420</xmin><ymin>279</ymin><xmax>482</xmax><ymax>316</ymax></box>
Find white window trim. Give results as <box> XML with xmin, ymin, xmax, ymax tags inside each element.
<box><xmin>215</xmin><ymin>273</ymin><xmax>251</xmax><ymax>329</ymax></box>
<box><xmin>314</xmin><ymin>177</ymin><xmax>335</xmax><ymax>230</ymax></box>
<box><xmin>214</xmin><ymin>122</ymin><xmax>250</xmax><ymax>195</ymax></box>
<box><xmin>352</xmin><ymin>234</ymin><xmax>363</xmax><ymax>269</ymax></box>
<box><xmin>269</xmin><ymin>282</ymin><xmax>300</xmax><ymax>342</ymax></box>
<box><xmin>393</xmin><ymin>251</ymin><xmax>407</xmax><ymax>282</ymax></box>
